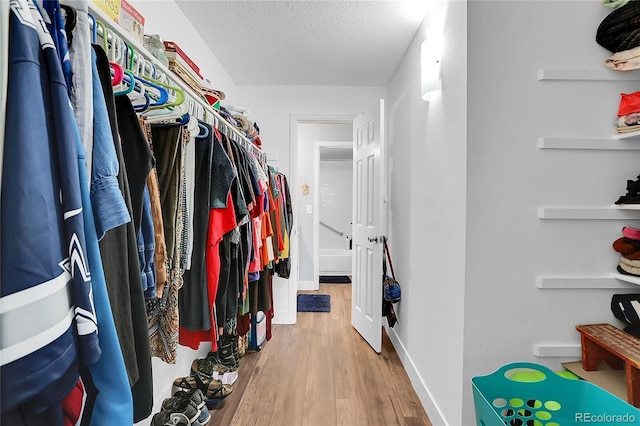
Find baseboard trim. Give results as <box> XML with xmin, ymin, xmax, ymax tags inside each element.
<box><xmin>386</xmin><ymin>326</ymin><xmax>449</xmax><ymax>426</ymax></box>
<box><xmin>298</xmin><ymin>280</ymin><xmax>317</xmax><ymax>290</ymax></box>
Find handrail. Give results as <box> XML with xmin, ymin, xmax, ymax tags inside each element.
<box><xmin>320</xmin><ymin>221</ymin><xmax>344</xmax><ymax>237</ymax></box>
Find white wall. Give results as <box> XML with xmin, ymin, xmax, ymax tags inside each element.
<box><xmin>463</xmin><ymin>2</ymin><xmax>640</xmax><ymax>426</ymax></box>
<box><xmin>130</xmin><ymin>0</ymin><xmax>239</xmax><ymax>100</ymax></box>
<box><xmin>319</xmin><ymin>160</ymin><xmax>353</xmax><ymax>250</ymax></box>
<box><xmin>386</xmin><ymin>1</ymin><xmax>466</xmax><ymax>424</ymax></box>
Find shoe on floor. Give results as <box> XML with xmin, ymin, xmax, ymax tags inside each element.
<box><xmin>191</xmin><ymin>353</ymin><xmax>238</xmax><ymax>385</ymax></box>
<box><xmin>204</xmin><ymin>383</ymin><xmax>233</xmax><ymax>410</ymax></box>
<box><xmin>196</xmin><ymin>407</ymin><xmax>211</xmax><ymax>426</ymax></box>
<box><xmin>150</xmin><ymin>411</ymin><xmax>192</xmax><ymax>426</ymax></box>
<box><xmin>172</xmin><ymin>389</ymin><xmax>206</xmax><ymax>411</ymax></box>
<box><xmin>174</xmin><ymin>371</ymin><xmax>233</xmax><ymax>400</ymax></box>
<box><xmin>161</xmin><ymin>396</ymin><xmax>201</xmax><ymax>425</ymax></box>
<box><xmin>190</xmin><ymin>352</ymin><xmax>217</xmax><ymax>376</ymax></box>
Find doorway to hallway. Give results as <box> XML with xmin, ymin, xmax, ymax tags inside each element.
<box><xmin>292</xmin><ymin>119</ymin><xmax>353</xmax><ymax>292</ymax></box>
<box><xmin>314</xmin><ymin>141</ymin><xmax>353</xmax><ymax>287</ymax></box>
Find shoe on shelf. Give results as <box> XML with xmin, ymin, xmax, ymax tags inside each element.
<box><xmin>150</xmin><ymin>411</ymin><xmax>192</xmax><ymax>426</ymax></box>
<box><xmin>161</xmin><ymin>396</ymin><xmax>201</xmax><ymax>425</ymax></box>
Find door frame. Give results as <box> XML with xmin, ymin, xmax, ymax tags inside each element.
<box><xmin>288</xmin><ymin>114</ymin><xmax>356</xmax><ymax>323</ymax></box>
<box><xmin>313</xmin><ymin>140</ymin><xmax>354</xmax><ymax>290</ymax></box>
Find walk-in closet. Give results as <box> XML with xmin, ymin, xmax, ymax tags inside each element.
<box><xmin>1</xmin><ymin>0</ymin><xmax>294</xmax><ymax>424</ymax></box>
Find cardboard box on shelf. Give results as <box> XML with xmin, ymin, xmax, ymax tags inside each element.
<box><xmin>164</xmin><ymin>41</ymin><xmax>203</xmax><ymax>78</ymax></box>
<box><xmin>91</xmin><ymin>0</ymin><xmax>145</xmax><ymax>45</ymax></box>
<box><xmin>117</xmin><ymin>0</ymin><xmax>145</xmax><ymax>45</ymax></box>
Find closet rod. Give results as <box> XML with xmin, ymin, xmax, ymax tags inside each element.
<box><xmin>87</xmin><ymin>3</ymin><xmax>265</xmax><ymax>160</ymax></box>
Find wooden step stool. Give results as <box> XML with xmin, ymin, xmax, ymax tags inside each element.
<box><xmin>576</xmin><ymin>323</ymin><xmax>640</xmax><ymax>407</ymax></box>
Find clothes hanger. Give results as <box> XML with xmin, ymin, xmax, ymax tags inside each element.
<box><xmin>110</xmin><ymin>62</ymin><xmax>123</xmax><ymax>86</ymax></box>
<box><xmin>136</xmin><ymin>76</ymin><xmax>169</xmax><ymax>107</ymax></box>
<box><xmin>135</xmin><ymin>56</ymin><xmax>170</xmax><ymax>107</ymax></box>
<box><xmin>134</xmin><ymin>91</ymin><xmax>151</xmax><ymax>113</ymax></box>
<box><xmin>187</xmin><ymin>114</ymin><xmax>199</xmax><ymax>138</ymax></box>
<box><xmin>122</xmin><ymin>44</ymin><xmax>183</xmax><ymax>111</ymax></box>
<box><xmin>114</xmin><ymin>69</ymin><xmax>136</xmax><ymax>96</ymax></box>
<box><xmin>60</xmin><ymin>4</ymin><xmax>76</xmax><ymax>48</ymax></box>
<box><xmin>87</xmin><ymin>13</ymin><xmax>97</xmax><ymax>45</ymax></box>
<box><xmin>197</xmin><ymin>122</ymin><xmax>210</xmax><ymax>139</ymax></box>
<box><xmin>106</xmin><ymin>28</ymin><xmax>124</xmax><ymax>64</ymax></box>
<box><xmin>96</xmin><ymin>19</ymin><xmax>107</xmax><ymax>53</ymax></box>
<box><xmin>118</xmin><ymin>43</ymin><xmax>150</xmax><ymax>108</ymax></box>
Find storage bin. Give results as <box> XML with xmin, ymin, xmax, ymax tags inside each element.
<box><xmin>248</xmin><ymin>311</ymin><xmax>266</xmax><ymax>351</ymax></box>
<box><xmin>472</xmin><ymin>362</ymin><xmax>640</xmax><ymax>426</ymax></box>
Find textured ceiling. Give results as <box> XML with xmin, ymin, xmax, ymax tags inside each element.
<box><xmin>175</xmin><ymin>1</ymin><xmax>428</xmax><ymax>86</ymax></box>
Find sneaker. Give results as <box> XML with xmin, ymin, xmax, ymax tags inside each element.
<box><xmin>197</xmin><ymin>407</ymin><xmax>211</xmax><ymax>426</ymax></box>
<box><xmin>173</xmin><ymin>389</ymin><xmax>206</xmax><ymax>411</ymax></box>
<box><xmin>190</xmin><ymin>352</ymin><xmax>219</xmax><ymax>376</ymax></box>
<box><xmin>151</xmin><ymin>411</ymin><xmax>191</xmax><ymax>426</ymax></box>
<box><xmin>191</xmin><ymin>353</ymin><xmax>238</xmax><ymax>385</ymax></box>
<box><xmin>160</xmin><ymin>397</ymin><xmax>201</xmax><ymax>425</ymax></box>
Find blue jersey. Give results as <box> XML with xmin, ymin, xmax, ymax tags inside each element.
<box><xmin>1</xmin><ymin>0</ymin><xmax>100</xmax><ymax>415</ymax></box>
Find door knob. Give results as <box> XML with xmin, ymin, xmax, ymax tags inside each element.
<box><xmin>368</xmin><ymin>236</ymin><xmax>379</xmax><ymax>243</ymax></box>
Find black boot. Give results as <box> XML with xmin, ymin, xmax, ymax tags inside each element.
<box><xmin>217</xmin><ymin>335</ymin><xmax>238</xmax><ymax>371</ymax></box>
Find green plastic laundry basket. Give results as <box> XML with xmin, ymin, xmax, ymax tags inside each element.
<box><xmin>472</xmin><ymin>362</ymin><xmax>640</xmax><ymax>426</ymax></box>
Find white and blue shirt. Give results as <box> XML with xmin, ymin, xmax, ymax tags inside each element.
<box><xmin>2</xmin><ymin>0</ymin><xmax>100</xmax><ymax>415</ymax></box>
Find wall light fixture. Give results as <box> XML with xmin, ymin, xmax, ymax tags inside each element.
<box><xmin>421</xmin><ymin>35</ymin><xmax>443</xmax><ymax>101</ymax></box>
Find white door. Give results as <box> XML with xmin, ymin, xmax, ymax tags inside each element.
<box><xmin>351</xmin><ymin>99</ymin><xmax>386</xmax><ymax>353</ymax></box>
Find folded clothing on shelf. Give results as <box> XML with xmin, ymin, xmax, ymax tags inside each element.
<box><xmin>613</xmin><ymin>227</ymin><xmax>640</xmax><ymax>277</ymax></box>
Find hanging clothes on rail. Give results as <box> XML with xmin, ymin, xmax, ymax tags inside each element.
<box><xmin>66</xmin><ymin>0</ymin><xmax>94</xmax><ymax>177</ymax></box>
<box><xmin>93</xmin><ymin>44</ymin><xmax>154</xmax><ymax>422</ymax></box>
<box><xmin>2</xmin><ymin>1</ymin><xmax>101</xmax><ymax>423</ymax></box>
<box><xmin>178</xmin><ymin>121</ymin><xmax>215</xmax><ymax>343</ymax></box>
<box><xmin>144</xmin><ymin>122</ymin><xmax>187</xmax><ymax>364</ymax></box>
<box><xmin>1</xmin><ymin>1</ymin><xmax>9</xmax><ymax>183</ymax></box>
<box><xmin>179</xmin><ymin>127</ymin><xmax>238</xmax><ymax>351</ymax></box>
<box><xmin>80</xmin><ymin>44</ymin><xmax>134</xmax><ymax>426</ymax></box>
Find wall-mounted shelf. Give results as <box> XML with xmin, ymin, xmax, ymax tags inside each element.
<box><xmin>533</xmin><ymin>343</ymin><xmax>581</xmax><ymax>358</ymax></box>
<box><xmin>538</xmin><ymin>137</ymin><xmax>640</xmax><ymax>150</ymax></box>
<box><xmin>537</xmin><ymin>276</ymin><xmax>638</xmax><ymax>289</ymax></box>
<box><xmin>615</xmin><ymin>204</ymin><xmax>640</xmax><ymax>210</ymax></box>
<box><xmin>611</xmin><ymin>272</ymin><xmax>640</xmax><ymax>286</ymax></box>
<box><xmin>538</xmin><ymin>207</ymin><xmax>640</xmax><ymax>220</ymax></box>
<box><xmin>613</xmin><ymin>130</ymin><xmax>640</xmax><ymax>140</ymax></box>
<box><xmin>538</xmin><ymin>68</ymin><xmax>640</xmax><ymax>82</ymax></box>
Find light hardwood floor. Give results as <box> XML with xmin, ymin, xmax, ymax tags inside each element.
<box><xmin>209</xmin><ymin>283</ymin><xmax>432</xmax><ymax>426</ymax></box>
